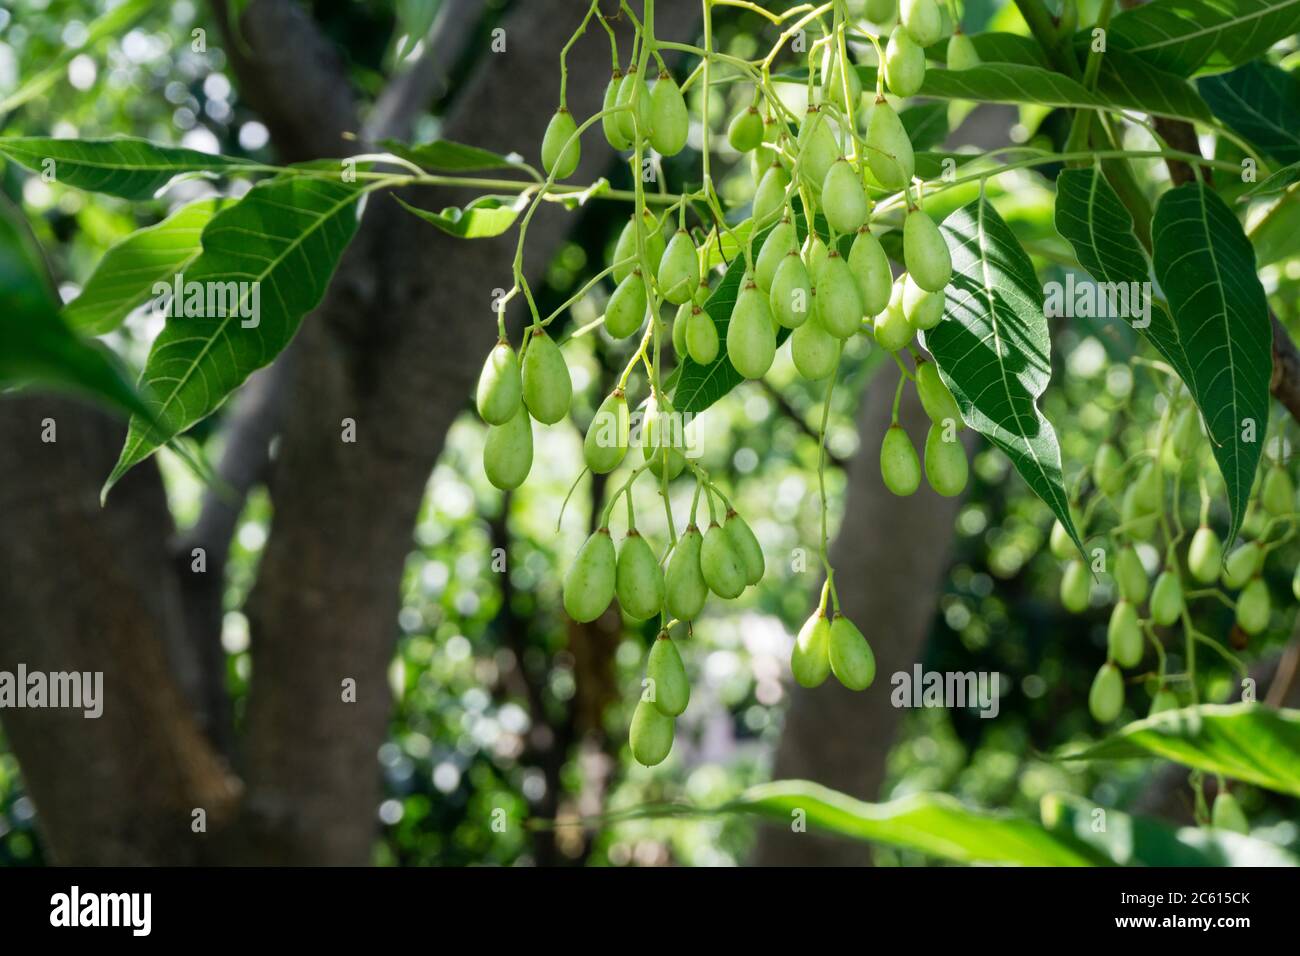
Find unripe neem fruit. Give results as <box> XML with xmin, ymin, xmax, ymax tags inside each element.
<box><xmin>753</xmin><ymin>162</ymin><xmax>791</xmax><ymax>223</ymax></box>
<box><xmin>1089</xmin><ymin>662</ymin><xmax>1124</xmax><ymax>723</ymax></box>
<box><xmin>884</xmin><ymin>28</ymin><xmax>926</xmax><ymax>98</ymax></box>
<box><xmin>1107</xmin><ymin>600</ymin><xmax>1143</xmax><ymax>668</ymax></box>
<box><xmin>946</xmin><ymin>30</ymin><xmax>981</xmax><ymax>70</ymax></box>
<box><xmin>521</xmin><ymin>330</ymin><xmax>571</xmax><ymax>424</ymax></box>
<box><xmin>874</xmin><ymin>281</ymin><xmax>914</xmax><ymax>352</ymax></box>
<box><xmin>1121</xmin><ymin>482</ymin><xmax>1159</xmax><ymax>541</ymax></box>
<box><xmin>641</xmin><ymin>395</ymin><xmax>686</xmax><ymax>481</ymax></box>
<box><xmin>829</xmin><ymin>615</ymin><xmax>875</xmax><ymax>690</ymax></box>
<box><xmin>814</xmin><ymin>252</ymin><xmax>864</xmax><ymax>339</ymax></box>
<box><xmin>1292</xmin><ymin>561</ymin><xmax>1300</xmax><ymax>602</ymax></box>
<box><xmin>672</xmin><ymin>301</ymin><xmax>690</xmax><ymax>355</ymax></box>
<box><xmin>658</xmin><ymin>229</ymin><xmax>700</xmax><ymax>305</ymax></box>
<box><xmin>880</xmin><ymin>424</ymin><xmax>921</xmax><ymax>496</ymax></box>
<box><xmin>1049</xmin><ymin>519</ymin><xmax>1074</xmax><ymax>560</ymax></box>
<box><xmin>802</xmin><ymin>233</ymin><xmax>830</xmax><ymax>276</ymax></box>
<box><xmin>756</xmin><ymin>219</ymin><xmax>796</xmax><ymax>293</ymax></box>
<box><xmin>924</xmin><ymin>423</ymin><xmax>968</xmax><ymax>496</ymax></box>
<box><xmin>1187</xmin><ymin>525</ymin><xmax>1222</xmax><ymax>583</ymax></box>
<box><xmin>476</xmin><ymin>340</ymin><xmax>522</xmax><ymax>426</ymax></box>
<box><xmin>798</xmin><ymin>106</ymin><xmax>841</xmax><ymax>194</ymax></box>
<box><xmin>616</xmin><ymin>65</ymin><xmax>652</xmax><ymax>142</ymax></box>
<box><xmin>1211</xmin><ymin>791</ymin><xmax>1249</xmax><ymax>834</ymax></box>
<box><xmin>791</xmin><ymin>610</ymin><xmax>832</xmax><ymax>688</ymax></box>
<box><xmin>848</xmin><ymin>227</ymin><xmax>892</xmax><ymax>317</ymax></box>
<box><xmin>606</xmin><ymin>269</ymin><xmax>648</xmax><ymax>338</ymax></box>
<box><xmin>866</xmin><ymin>97</ymin><xmax>914</xmax><ymax>190</ymax></box>
<box><xmin>629</xmin><ymin>697</ymin><xmax>674</xmax><ymax>766</ymax></box>
<box><xmin>647</xmin><ymin>635</ymin><xmax>690</xmax><ymax>717</ymax></box>
<box><xmin>1093</xmin><ymin>442</ymin><xmax>1124</xmax><ymax>496</ymax></box>
<box><xmin>727</xmin><ymin>279</ymin><xmax>777</xmax><ymax>379</ymax></box>
<box><xmin>916</xmin><ymin>360</ymin><xmax>961</xmax><ymax>428</ymax></box>
<box><xmin>1133</xmin><ymin>461</ymin><xmax>1163</xmax><ymax>512</ymax></box>
<box><xmin>1222</xmin><ymin>541</ymin><xmax>1261</xmax><ymax>590</ymax></box>
<box><xmin>686</xmin><ymin>305</ymin><xmax>720</xmax><ymax>364</ymax></box>
<box><xmin>584</xmin><ymin>389</ymin><xmax>630</xmax><ymax>474</ymax></box>
<box><xmin>822</xmin><ymin>51</ymin><xmax>862</xmax><ymax>113</ymax></box>
<box><xmin>617</xmin><ymin>530</ymin><xmax>665</xmax><ymax>621</ymax></box>
<box><xmin>1236</xmin><ymin>576</ymin><xmax>1270</xmax><ymax>634</ymax></box>
<box><xmin>602</xmin><ymin>70</ymin><xmax>632</xmax><ymax>150</ymax></box>
<box><xmin>1171</xmin><ymin>405</ymin><xmax>1200</xmax><ymax>456</ymax></box>
<box><xmin>902</xmin><ymin>272</ymin><xmax>944</xmax><ymax>330</ymax></box>
<box><xmin>791</xmin><ymin>314</ymin><xmax>840</xmax><ymax>380</ymax></box>
<box><xmin>1150</xmin><ymin>569</ymin><xmax>1184</xmax><ymax>626</ymax></box>
<box><xmin>483</xmin><ymin>405</ymin><xmax>534</xmax><ymax>490</ymax></box>
<box><xmin>1114</xmin><ymin>545</ymin><xmax>1149</xmax><ymax>604</ymax></box>
<box><xmin>541</xmin><ymin>107</ymin><xmax>580</xmax><ymax>180</ymax></box>
<box><xmin>1060</xmin><ymin>559</ymin><xmax>1090</xmax><ymax>613</ymax></box>
<box><xmin>700</xmin><ymin>521</ymin><xmax>747</xmax><ymax>598</ymax></box>
<box><xmin>612</xmin><ymin>211</ymin><xmax>665</xmax><ymax>283</ymax></box>
<box><xmin>666</xmin><ymin>525</ymin><xmax>709</xmax><ymax>621</ymax></box>
<box><xmin>1149</xmin><ymin>686</ymin><xmax>1180</xmax><ymax>715</ymax></box>
<box><xmin>771</xmin><ymin>252</ymin><xmax>813</xmax><ymax>329</ymax></box>
<box><xmin>822</xmin><ymin>159</ymin><xmax>869</xmax><ymax>234</ymax></box>
<box><xmin>648</xmin><ymin>72</ymin><xmax>689</xmax><ymax>157</ymax></box>
<box><xmin>728</xmin><ymin>105</ymin><xmax>764</xmax><ymax>152</ymax></box>
<box><xmin>563</xmin><ymin>528</ymin><xmax>616</xmax><ymax>622</ymax></box>
<box><xmin>865</xmin><ymin>0</ymin><xmax>897</xmax><ymax>22</ymax></box>
<box><xmin>724</xmin><ymin>509</ymin><xmax>764</xmax><ymax>585</ymax></box>
<box><xmin>1262</xmin><ymin>465</ymin><xmax>1295</xmax><ymax>517</ymax></box>
<box><xmin>903</xmin><ymin>208</ymin><xmax>952</xmax><ymax>292</ymax></box>
<box><xmin>900</xmin><ymin>0</ymin><xmax>943</xmax><ymax>46</ymax></box>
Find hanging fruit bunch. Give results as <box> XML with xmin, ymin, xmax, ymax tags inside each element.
<box><xmin>476</xmin><ymin>0</ymin><xmax>983</xmax><ymax>766</ymax></box>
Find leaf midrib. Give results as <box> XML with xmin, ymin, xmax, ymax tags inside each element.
<box><xmin>1125</xmin><ymin>0</ymin><xmax>1300</xmax><ymax>58</ymax></box>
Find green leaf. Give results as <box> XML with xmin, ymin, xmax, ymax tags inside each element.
<box><xmin>1057</xmin><ymin>703</ymin><xmax>1300</xmax><ymax>797</ymax></box>
<box><xmin>0</xmin><ymin>0</ymin><xmax>153</xmax><ymax>114</ymax></box>
<box><xmin>395</xmin><ymin>0</ymin><xmax>439</xmax><ymax>61</ymax></box>
<box><xmin>0</xmin><ymin>201</ymin><xmax>152</xmax><ymax>420</ymax></box>
<box><xmin>1152</xmin><ymin>183</ymin><xmax>1272</xmax><ymax>546</ymax></box>
<box><xmin>920</xmin><ymin>197</ymin><xmax>1083</xmax><ymax>553</ymax></box>
<box><xmin>1198</xmin><ymin>61</ymin><xmax>1300</xmax><ymax>164</ymax></box>
<box><xmin>393</xmin><ymin>193</ymin><xmax>527</xmax><ymax>239</ymax></box>
<box><xmin>899</xmin><ymin>102</ymin><xmax>950</xmax><ymax>151</ymax></box>
<box><xmin>1041</xmin><ymin>792</ymin><xmax>1299</xmax><ymax>865</ymax></box>
<box><xmin>1096</xmin><ymin>51</ymin><xmax>1214</xmax><ymax>125</ymax></box>
<box><xmin>0</xmin><ymin>136</ymin><xmax>256</xmax><ymax>200</ymax></box>
<box><xmin>379</xmin><ymin>137</ymin><xmax>524</xmax><ymax>173</ymax></box>
<box><xmin>729</xmin><ymin>781</ymin><xmax>1099</xmax><ymax>865</ymax></box>
<box><xmin>63</xmin><ymin>199</ymin><xmax>226</xmax><ymax>336</ymax></box>
<box><xmin>1242</xmin><ymin>159</ymin><xmax>1300</xmax><ymax>197</ymax></box>
<box><xmin>1095</xmin><ymin>0</ymin><xmax>1300</xmax><ymax>77</ymax></box>
<box><xmin>964</xmin><ymin>32</ymin><xmax>1051</xmax><ymax>67</ymax></box>
<box><xmin>104</xmin><ymin>176</ymin><xmax>364</xmax><ymax>495</ymax></box>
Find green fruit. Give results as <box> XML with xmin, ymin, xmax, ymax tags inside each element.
<box><xmin>848</xmin><ymin>228</ymin><xmax>892</xmax><ymax>317</ymax></box>
<box><xmin>1107</xmin><ymin>600</ymin><xmax>1143</xmax><ymax>668</ymax></box>
<box><xmin>874</xmin><ymin>283</ymin><xmax>914</xmax><ymax>352</ymax></box>
<box><xmin>1262</xmin><ymin>466</ymin><xmax>1295</xmax><ymax>516</ymax></box>
<box><xmin>1222</xmin><ymin>541</ymin><xmax>1261</xmax><ymax>590</ymax></box>
<box><xmin>728</xmin><ymin>105</ymin><xmax>764</xmax><ymax>152</ymax></box>
<box><xmin>617</xmin><ymin>531</ymin><xmax>665</xmax><ymax>621</ymax></box>
<box><xmin>822</xmin><ymin>159</ymin><xmax>868</xmax><ymax>235</ymax></box>
<box><xmin>629</xmin><ymin>698</ymin><xmax>674</xmax><ymax>766</ymax></box>
<box><xmin>584</xmin><ymin>389</ymin><xmax>630</xmax><ymax>474</ymax></box>
<box><xmin>753</xmin><ymin>162</ymin><xmax>791</xmax><ymax>223</ymax></box>
<box><xmin>884</xmin><ymin>27</ymin><xmax>926</xmax><ymax>98</ymax></box>
<box><xmin>1049</xmin><ymin>519</ymin><xmax>1075</xmax><ymax>560</ymax></box>
<box><xmin>924</xmin><ymin>423</ymin><xmax>968</xmax><ymax>496</ymax></box>
<box><xmin>946</xmin><ymin>30</ymin><xmax>981</xmax><ymax>69</ymax></box>
<box><xmin>1114</xmin><ymin>546</ymin><xmax>1148</xmax><ymax>604</ymax></box>
<box><xmin>616</xmin><ymin>65</ymin><xmax>651</xmax><ymax>142</ymax></box>
<box><xmin>752</xmin><ymin>116</ymin><xmax>781</xmax><ymax>179</ymax></box>
<box><xmin>641</xmin><ymin>395</ymin><xmax>686</xmax><ymax>481</ymax></box>
<box><xmin>1093</xmin><ymin>442</ymin><xmax>1124</xmax><ymax>496</ymax></box>
<box><xmin>646</xmin><ymin>635</ymin><xmax>690</xmax><ymax>716</ymax></box>
<box><xmin>727</xmin><ymin>279</ymin><xmax>777</xmax><ymax>379</ymax></box>
<box><xmin>902</xmin><ymin>272</ymin><xmax>944</xmax><ymax>330</ymax></box>
<box><xmin>700</xmin><ymin>521</ymin><xmax>746</xmax><ymax>598</ymax></box>
<box><xmin>880</xmin><ymin>424</ymin><xmax>921</xmax><ymax>496</ymax></box>
<box><xmin>866</xmin><ymin>97</ymin><xmax>914</xmax><ymax>189</ymax></box>
<box><xmin>1133</xmin><ymin>462</ymin><xmax>1163</xmax><ymax>512</ymax></box>
<box><xmin>686</xmin><ymin>305</ymin><xmax>719</xmax><ymax>364</ymax></box>
<box><xmin>612</xmin><ymin>211</ymin><xmax>665</xmax><ymax>283</ymax></box>
<box><xmin>672</xmin><ymin>301</ymin><xmax>690</xmax><ymax>355</ymax></box>
<box><xmin>475</xmin><ymin>340</ymin><xmax>522</xmax><ymax>426</ymax></box>
<box><xmin>829</xmin><ymin>615</ymin><xmax>875</xmax><ymax>690</ymax></box>
<box><xmin>1171</xmin><ymin>405</ymin><xmax>1200</xmax><ymax>456</ymax></box>
<box><xmin>865</xmin><ymin>0</ymin><xmax>897</xmax><ymax>22</ymax></box>
<box><xmin>1149</xmin><ymin>687</ymin><xmax>1180</xmax><ymax>715</ymax></box>
<box><xmin>1236</xmin><ymin>577</ymin><xmax>1270</xmax><ymax>634</ymax></box>
<box><xmin>822</xmin><ymin>50</ymin><xmax>862</xmax><ymax>113</ymax></box>
<box><xmin>1121</xmin><ymin>483</ymin><xmax>1158</xmax><ymax>541</ymax></box>
<box><xmin>1089</xmin><ymin>663</ymin><xmax>1124</xmax><ymax>723</ymax></box>
<box><xmin>1188</xmin><ymin>526</ymin><xmax>1223</xmax><ymax>583</ymax></box>
<box><xmin>606</xmin><ymin>269</ymin><xmax>648</xmax><ymax>338</ymax></box>
<box><xmin>756</xmin><ymin>219</ymin><xmax>796</xmax><ymax>293</ymax></box>
<box><xmin>791</xmin><ymin>314</ymin><xmax>840</xmax><ymax>380</ymax></box>
<box><xmin>693</xmin><ymin>277</ymin><xmax>712</xmax><ymax>306</ymax></box>
<box><xmin>1061</xmin><ymin>559</ymin><xmax>1090</xmax><ymax>612</ymax></box>
<box><xmin>483</xmin><ymin>405</ymin><xmax>533</xmax><ymax>490</ymax></box>
<box><xmin>1292</xmin><ymin>560</ymin><xmax>1300</xmax><ymax>602</ymax></box>
<box><xmin>1210</xmin><ymin>791</ymin><xmax>1249</xmax><ymax>834</ymax></box>
<box><xmin>900</xmin><ymin>0</ymin><xmax>942</xmax><ymax>46</ymax></box>
<box><xmin>563</xmin><ymin>528</ymin><xmax>616</xmax><ymax>622</ymax></box>
<box><xmin>602</xmin><ymin>70</ymin><xmax>632</xmax><ymax>150</ymax></box>
<box><xmin>648</xmin><ymin>72</ymin><xmax>689</xmax><ymax>156</ymax></box>
<box><xmin>803</xmin><ymin>233</ymin><xmax>830</xmax><ymax>276</ymax></box>
<box><xmin>541</xmin><ymin>107</ymin><xmax>580</xmax><ymax>180</ymax></box>
<box><xmin>665</xmin><ymin>525</ymin><xmax>709</xmax><ymax>621</ymax></box>
<box><xmin>798</xmin><ymin>106</ymin><xmax>840</xmax><ymax>194</ymax></box>
<box><xmin>658</xmin><ymin>229</ymin><xmax>700</xmax><ymax>305</ymax></box>
<box><xmin>724</xmin><ymin>510</ymin><xmax>764</xmax><ymax>585</ymax></box>
<box><xmin>521</xmin><ymin>330</ymin><xmax>571</xmax><ymax>424</ymax></box>
<box><xmin>814</xmin><ymin>253</ymin><xmax>864</xmax><ymax>338</ymax></box>
<box><xmin>1151</xmin><ymin>570</ymin><xmax>1184</xmax><ymax>626</ymax></box>
<box><xmin>791</xmin><ymin>610</ymin><xmax>832</xmax><ymax>688</ymax></box>
<box><xmin>903</xmin><ymin>209</ymin><xmax>952</xmax><ymax>292</ymax></box>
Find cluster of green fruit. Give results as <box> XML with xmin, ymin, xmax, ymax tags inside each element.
<box><xmin>1051</xmin><ymin>404</ymin><xmax>1299</xmax><ymax>735</ymax></box>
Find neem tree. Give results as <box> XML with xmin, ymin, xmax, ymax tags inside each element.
<box><xmin>3</xmin><ymin>0</ymin><xmax>1300</xmax><ymax>853</ymax></box>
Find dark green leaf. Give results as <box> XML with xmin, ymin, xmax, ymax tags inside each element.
<box><xmin>1198</xmin><ymin>61</ymin><xmax>1300</xmax><ymax>164</ymax></box>
<box><xmin>1242</xmin><ymin>159</ymin><xmax>1300</xmax><ymax>197</ymax></box>
<box><xmin>393</xmin><ymin>193</ymin><xmax>527</xmax><ymax>238</ymax></box>
<box><xmin>380</xmin><ymin>137</ymin><xmax>524</xmax><ymax>173</ymax></box>
<box><xmin>899</xmin><ymin>102</ymin><xmax>950</xmax><ymax>151</ymax></box>
<box><xmin>1096</xmin><ymin>50</ymin><xmax>1213</xmax><ymax>124</ymax></box>
<box><xmin>965</xmin><ymin>32</ymin><xmax>1050</xmax><ymax>67</ymax></box>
